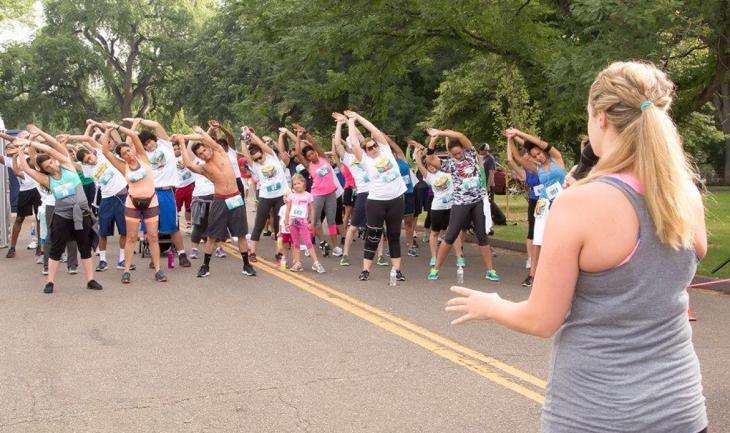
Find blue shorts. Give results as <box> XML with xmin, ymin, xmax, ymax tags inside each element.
<box><xmin>350</xmin><ymin>192</ymin><xmax>368</xmax><ymax>228</ymax></box>
<box><xmin>99</xmin><ymin>193</ymin><xmax>127</xmax><ymax>237</ymax></box>
<box><xmin>142</xmin><ymin>188</ymin><xmax>179</xmax><ymax>234</ymax></box>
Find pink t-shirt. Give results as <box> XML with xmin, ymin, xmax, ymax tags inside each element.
<box><xmin>287</xmin><ymin>191</ymin><xmax>313</xmax><ymax>221</ymax></box>
<box><xmin>307</xmin><ymin>158</ymin><xmax>338</xmax><ymax>196</ymax></box>
<box><xmin>341</xmin><ymin>164</ymin><xmax>356</xmax><ymax>189</ymax></box>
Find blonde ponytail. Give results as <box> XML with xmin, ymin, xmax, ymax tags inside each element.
<box><xmin>579</xmin><ymin>61</ymin><xmax>698</xmax><ymax>250</ymax></box>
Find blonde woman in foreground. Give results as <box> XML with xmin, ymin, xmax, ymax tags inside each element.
<box><xmin>447</xmin><ymin>61</ymin><xmax>708</xmax><ymax>433</ymax></box>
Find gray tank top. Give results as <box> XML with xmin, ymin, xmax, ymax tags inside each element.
<box><xmin>541</xmin><ymin>176</ymin><xmax>707</xmax><ymax>433</ymax></box>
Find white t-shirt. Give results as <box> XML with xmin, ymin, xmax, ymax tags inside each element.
<box><xmin>342</xmin><ymin>152</ymin><xmax>370</xmax><ymax>193</ymax></box>
<box><xmin>38</xmin><ymin>185</ymin><xmax>55</xmax><ymax>207</ymax></box>
<box><xmin>425</xmin><ymin>171</ymin><xmax>454</xmax><ymax>211</ymax></box>
<box><xmin>252</xmin><ymin>153</ymin><xmax>287</xmax><ymax>199</ymax></box>
<box><xmin>227</xmin><ymin>148</ymin><xmax>242</xmax><ymax>179</ymax></box>
<box><xmin>175</xmin><ymin>156</ymin><xmax>195</xmax><ymax>188</ymax></box>
<box><xmin>191</xmin><ymin>158</ymin><xmax>214</xmax><ymax>197</ymax></box>
<box><xmin>277</xmin><ymin>204</ymin><xmax>289</xmax><ymax>234</ymax></box>
<box><xmin>81</xmin><ymin>152</ymin><xmax>127</xmax><ymax>198</ymax></box>
<box><xmin>6</xmin><ymin>156</ymin><xmax>38</xmax><ymax>191</ymax></box>
<box><xmin>146</xmin><ymin>138</ymin><xmax>177</xmax><ymax>188</ymax></box>
<box><xmin>359</xmin><ymin>143</ymin><xmax>406</xmax><ymax>201</ymax></box>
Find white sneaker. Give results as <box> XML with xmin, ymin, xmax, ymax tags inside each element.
<box><xmin>215</xmin><ymin>247</ymin><xmax>227</xmax><ymax>258</ymax></box>
<box><xmin>526</xmin><ymin>257</ymin><xmax>532</xmax><ymax>270</ymax></box>
<box><xmin>332</xmin><ymin>246</ymin><xmax>343</xmax><ymax>257</ymax></box>
<box><xmin>231</xmin><ymin>236</ymin><xmax>239</xmax><ymax>243</ymax></box>
<box><xmin>35</xmin><ymin>255</ymin><xmax>43</xmax><ymax>264</ymax></box>
<box><xmin>312</xmin><ymin>262</ymin><xmax>326</xmax><ymax>274</ymax></box>
<box><xmin>27</xmin><ymin>239</ymin><xmax>38</xmax><ymax>250</ymax></box>
<box><xmin>61</xmin><ymin>252</ymin><xmax>68</xmax><ymax>263</ymax></box>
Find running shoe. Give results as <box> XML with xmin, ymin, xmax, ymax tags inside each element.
<box><xmin>339</xmin><ymin>255</ymin><xmax>350</xmax><ymax>266</ymax></box>
<box><xmin>290</xmin><ymin>262</ymin><xmax>304</xmax><ymax>272</ymax></box>
<box><xmin>303</xmin><ymin>248</ymin><xmax>310</xmax><ymax>257</ymax></box>
<box><xmin>521</xmin><ymin>275</ymin><xmax>533</xmax><ymax>287</ymax></box>
<box><xmin>456</xmin><ymin>257</ymin><xmax>465</xmax><ymax>268</ymax></box>
<box><xmin>6</xmin><ymin>247</ymin><xmax>16</xmax><ymax>258</ymax></box>
<box><xmin>274</xmin><ymin>252</ymin><xmax>283</xmax><ymax>262</ymax></box>
<box><xmin>35</xmin><ymin>254</ymin><xmax>43</xmax><ymax>264</ymax></box>
<box><xmin>320</xmin><ymin>241</ymin><xmax>330</xmax><ymax>257</ymax></box>
<box><xmin>178</xmin><ymin>253</ymin><xmax>192</xmax><ymax>268</ymax></box>
<box><xmin>116</xmin><ymin>260</ymin><xmax>136</xmax><ymax>271</ymax></box>
<box><xmin>155</xmin><ymin>271</ymin><xmax>167</xmax><ymax>282</ymax></box>
<box><xmin>407</xmin><ymin>247</ymin><xmax>418</xmax><ymax>257</ymax></box>
<box><xmin>429</xmin><ymin>257</ymin><xmax>436</xmax><ymax>267</ymax></box>
<box><xmin>43</xmin><ymin>282</ymin><xmax>54</xmax><ymax>294</ymax></box>
<box><xmin>42</xmin><ymin>267</ymin><xmax>48</xmax><ymax>276</ymax></box>
<box><xmin>121</xmin><ymin>272</ymin><xmax>131</xmax><ymax>284</ymax></box>
<box><xmin>332</xmin><ymin>246</ymin><xmax>343</xmax><ymax>257</ymax></box>
<box><xmin>27</xmin><ymin>239</ymin><xmax>38</xmax><ymax>250</ymax></box>
<box><xmin>412</xmin><ymin>238</ymin><xmax>418</xmax><ymax>249</ymax></box>
<box><xmin>312</xmin><ymin>262</ymin><xmax>326</xmax><ymax>274</ymax></box>
<box><xmin>485</xmin><ymin>269</ymin><xmax>501</xmax><ymax>281</ymax></box>
<box><xmin>242</xmin><ymin>263</ymin><xmax>256</xmax><ymax>276</ymax></box>
<box><xmin>67</xmin><ymin>266</ymin><xmax>78</xmax><ymax>275</ymax></box>
<box><xmin>427</xmin><ymin>268</ymin><xmax>439</xmax><ymax>280</ymax></box>
<box><xmin>422</xmin><ymin>233</ymin><xmax>429</xmax><ymax>243</ymax></box>
<box><xmin>358</xmin><ymin>270</ymin><xmax>370</xmax><ymax>281</ymax></box>
<box><xmin>197</xmin><ymin>265</ymin><xmax>210</xmax><ymax>278</ymax></box>
<box><xmin>61</xmin><ymin>252</ymin><xmax>67</xmax><ymax>263</ymax></box>
<box><xmin>190</xmin><ymin>248</ymin><xmax>199</xmax><ymax>259</ymax></box>
<box><xmin>86</xmin><ymin>280</ymin><xmax>103</xmax><ymax>290</ymax></box>
<box><xmin>96</xmin><ymin>260</ymin><xmax>108</xmax><ymax>272</ymax></box>
<box><xmin>215</xmin><ymin>247</ymin><xmax>227</xmax><ymax>258</ymax></box>
<box><xmin>396</xmin><ymin>270</ymin><xmax>406</xmax><ymax>282</ymax></box>
<box><xmin>247</xmin><ymin>251</ymin><xmax>257</xmax><ymax>262</ymax></box>
<box><xmin>376</xmin><ymin>255</ymin><xmax>388</xmax><ymax>266</ymax></box>
<box><xmin>263</xmin><ymin>230</ymin><xmax>272</xmax><ymax>237</ymax></box>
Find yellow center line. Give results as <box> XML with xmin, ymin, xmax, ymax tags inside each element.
<box><xmin>222</xmin><ymin>244</ymin><xmax>546</xmax><ymax>404</ymax></box>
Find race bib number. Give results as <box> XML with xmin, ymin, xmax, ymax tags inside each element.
<box><xmin>128</xmin><ymin>169</ymin><xmax>146</xmax><ymax>183</ymax></box>
<box><xmin>52</xmin><ymin>182</ymin><xmax>74</xmax><ymax>200</ymax></box>
<box><xmin>98</xmin><ymin>169</ymin><xmax>113</xmax><ymax>186</ymax></box>
<box><xmin>150</xmin><ymin>150</ymin><xmax>167</xmax><ymax>169</ymax></box>
<box><xmin>462</xmin><ymin>176</ymin><xmax>480</xmax><ymax>191</ymax></box>
<box><xmin>545</xmin><ymin>182</ymin><xmax>563</xmax><ymax>201</ymax></box>
<box><xmin>181</xmin><ymin>171</ymin><xmax>192</xmax><ymax>181</ymax></box>
<box><xmin>382</xmin><ymin>171</ymin><xmax>399</xmax><ymax>183</ymax></box>
<box><xmin>402</xmin><ymin>175</ymin><xmax>411</xmax><ymax>185</ymax></box>
<box><xmin>265</xmin><ymin>182</ymin><xmax>282</xmax><ymax>193</ymax></box>
<box><xmin>316</xmin><ymin>165</ymin><xmax>330</xmax><ymax>177</ymax></box>
<box><xmin>440</xmin><ymin>193</ymin><xmax>452</xmax><ymax>205</ymax></box>
<box><xmin>533</xmin><ymin>184</ymin><xmax>545</xmax><ymax>198</ymax></box>
<box><xmin>225</xmin><ymin>195</ymin><xmax>244</xmax><ymax>210</ymax></box>
<box><xmin>295</xmin><ymin>164</ymin><xmax>305</xmax><ymax>173</ymax></box>
<box><xmin>291</xmin><ymin>206</ymin><xmax>306</xmax><ymax>218</ymax></box>
<box><xmin>362</xmin><ymin>174</ymin><xmax>370</xmax><ymax>183</ymax></box>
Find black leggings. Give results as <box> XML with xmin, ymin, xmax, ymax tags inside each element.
<box><xmin>251</xmin><ymin>196</ymin><xmax>284</xmax><ymax>241</ymax></box>
<box><xmin>49</xmin><ymin>214</ymin><xmax>94</xmax><ymax>261</ymax></box>
<box><xmin>365</xmin><ymin>196</ymin><xmax>404</xmax><ymax>260</ymax></box>
<box><xmin>444</xmin><ymin>200</ymin><xmax>489</xmax><ymax>246</ymax></box>
<box><xmin>527</xmin><ymin>198</ymin><xmax>537</xmax><ymax>240</ymax></box>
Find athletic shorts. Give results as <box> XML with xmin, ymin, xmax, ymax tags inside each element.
<box><xmin>17</xmin><ymin>189</ymin><xmax>41</xmax><ymax>217</ymax></box>
<box><xmin>403</xmin><ymin>192</ymin><xmax>415</xmax><ymax>217</ymax></box>
<box><xmin>236</xmin><ymin>178</ymin><xmax>246</xmax><ymax>197</ymax></box>
<box><xmin>429</xmin><ymin>208</ymin><xmax>451</xmax><ymax>232</ymax></box>
<box><xmin>527</xmin><ymin>198</ymin><xmax>537</xmax><ymax>240</ymax></box>
<box><xmin>343</xmin><ymin>187</ymin><xmax>355</xmax><ymax>207</ymax></box>
<box><xmin>155</xmin><ymin>188</ymin><xmax>179</xmax><ymax>234</ymax></box>
<box><xmin>175</xmin><ymin>183</ymin><xmax>195</xmax><ymax>212</ymax></box>
<box><xmin>350</xmin><ymin>192</ymin><xmax>368</xmax><ymax>228</ymax></box>
<box><xmin>98</xmin><ymin>192</ymin><xmax>128</xmax><ymax>237</ymax></box>
<box><xmin>207</xmin><ymin>197</ymin><xmax>248</xmax><ymax>241</ymax></box>
<box><xmin>125</xmin><ymin>205</ymin><xmax>160</xmax><ymax>221</ymax></box>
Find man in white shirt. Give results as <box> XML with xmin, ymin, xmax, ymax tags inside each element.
<box><xmin>1</xmin><ymin>142</ymin><xmax>41</xmax><ymax>259</ymax></box>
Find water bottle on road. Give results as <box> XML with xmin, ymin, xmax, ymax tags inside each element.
<box><xmin>456</xmin><ymin>266</ymin><xmax>464</xmax><ymax>285</ymax></box>
<box><xmin>389</xmin><ymin>267</ymin><xmax>397</xmax><ymax>286</ymax></box>
<box><xmin>167</xmin><ymin>249</ymin><xmax>175</xmax><ymax>269</ymax></box>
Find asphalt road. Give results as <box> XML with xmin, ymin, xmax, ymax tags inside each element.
<box><xmin>0</xmin><ymin>212</ymin><xmax>728</xmax><ymax>433</ymax></box>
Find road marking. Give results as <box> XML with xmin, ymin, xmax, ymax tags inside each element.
<box><xmin>222</xmin><ymin>244</ymin><xmax>546</xmax><ymax>404</ymax></box>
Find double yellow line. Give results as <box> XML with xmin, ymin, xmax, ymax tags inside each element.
<box><xmin>222</xmin><ymin>244</ymin><xmax>547</xmax><ymax>404</ymax></box>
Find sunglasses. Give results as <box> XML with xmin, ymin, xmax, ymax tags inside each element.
<box><xmin>365</xmin><ymin>145</ymin><xmax>378</xmax><ymax>152</ymax></box>
<box><xmin>253</xmin><ymin>155</ymin><xmax>264</xmax><ymax>163</ymax></box>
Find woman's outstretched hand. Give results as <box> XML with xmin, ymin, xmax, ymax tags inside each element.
<box><xmin>446</xmin><ymin>286</ymin><xmax>501</xmax><ymax>325</ymax></box>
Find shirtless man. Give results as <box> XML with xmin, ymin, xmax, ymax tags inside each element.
<box><xmin>177</xmin><ymin>127</ymin><xmax>256</xmax><ymax>278</ymax></box>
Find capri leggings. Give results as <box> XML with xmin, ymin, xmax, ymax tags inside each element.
<box><xmin>366</xmin><ymin>195</ymin><xmax>404</xmax><ymax>259</ymax></box>
<box><xmin>251</xmin><ymin>196</ymin><xmax>284</xmax><ymax>241</ymax></box>
<box><xmin>313</xmin><ymin>191</ymin><xmax>338</xmax><ymax>236</ymax></box>
<box><xmin>527</xmin><ymin>198</ymin><xmax>537</xmax><ymax>240</ymax></box>
<box><xmin>49</xmin><ymin>214</ymin><xmax>94</xmax><ymax>261</ymax></box>
<box><xmin>444</xmin><ymin>200</ymin><xmax>489</xmax><ymax>247</ymax></box>
<box><xmin>288</xmin><ymin>217</ymin><xmax>314</xmax><ymax>250</ymax></box>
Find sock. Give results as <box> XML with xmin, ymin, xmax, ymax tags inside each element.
<box><xmin>99</xmin><ymin>250</ymin><xmax>107</xmax><ymax>262</ymax></box>
<box><xmin>119</xmin><ymin>249</ymin><xmax>125</xmax><ymax>261</ymax></box>
<box><xmin>177</xmin><ymin>250</ymin><xmax>186</xmax><ymax>256</ymax></box>
<box><xmin>204</xmin><ymin>253</ymin><xmax>212</xmax><ymax>267</ymax></box>
<box><xmin>242</xmin><ymin>251</ymin><xmax>250</xmax><ymax>266</ymax></box>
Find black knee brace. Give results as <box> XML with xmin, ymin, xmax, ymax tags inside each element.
<box><xmin>363</xmin><ymin>225</ymin><xmax>383</xmax><ymax>260</ymax></box>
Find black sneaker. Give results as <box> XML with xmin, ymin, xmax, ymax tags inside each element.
<box><xmin>242</xmin><ymin>263</ymin><xmax>256</xmax><ymax>276</ymax></box>
<box><xmin>155</xmin><ymin>271</ymin><xmax>167</xmax><ymax>282</ymax></box>
<box><xmin>43</xmin><ymin>282</ymin><xmax>54</xmax><ymax>294</ymax></box>
<box><xmin>521</xmin><ymin>275</ymin><xmax>533</xmax><ymax>287</ymax></box>
<box><xmin>320</xmin><ymin>241</ymin><xmax>330</xmax><ymax>257</ymax></box>
<box><xmin>396</xmin><ymin>270</ymin><xmax>406</xmax><ymax>282</ymax></box>
<box><xmin>86</xmin><ymin>280</ymin><xmax>103</xmax><ymax>290</ymax></box>
<box><xmin>358</xmin><ymin>270</ymin><xmax>370</xmax><ymax>281</ymax></box>
<box><xmin>178</xmin><ymin>253</ymin><xmax>191</xmax><ymax>268</ymax></box>
<box><xmin>6</xmin><ymin>247</ymin><xmax>16</xmax><ymax>258</ymax></box>
<box><xmin>263</xmin><ymin>230</ymin><xmax>272</xmax><ymax>237</ymax></box>
<box><xmin>197</xmin><ymin>265</ymin><xmax>210</xmax><ymax>278</ymax></box>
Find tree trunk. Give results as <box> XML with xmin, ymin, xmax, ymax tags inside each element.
<box><xmin>715</xmin><ymin>80</ymin><xmax>730</xmax><ymax>185</ymax></box>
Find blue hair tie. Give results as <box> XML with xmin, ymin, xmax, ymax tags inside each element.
<box><xmin>640</xmin><ymin>100</ymin><xmax>653</xmax><ymax>112</ymax></box>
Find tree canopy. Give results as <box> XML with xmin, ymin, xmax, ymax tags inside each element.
<box><xmin>1</xmin><ymin>0</ymin><xmax>729</xmax><ymax>182</ymax></box>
